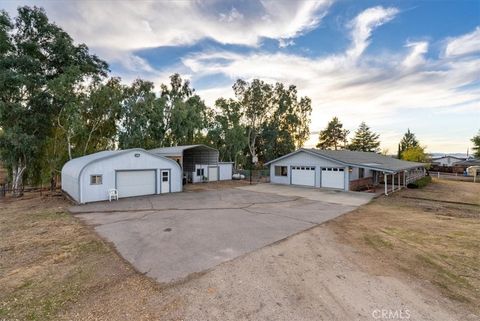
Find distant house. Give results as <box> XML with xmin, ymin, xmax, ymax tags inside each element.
<box><xmin>430</xmin><ymin>155</ymin><xmax>466</xmax><ymax>167</ymax></box>
<box><xmin>453</xmin><ymin>158</ymin><xmax>480</xmax><ymax>173</ymax></box>
<box><xmin>265</xmin><ymin>149</ymin><xmax>427</xmax><ymax>195</ymax></box>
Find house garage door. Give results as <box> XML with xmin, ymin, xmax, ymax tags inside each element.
<box><xmin>291</xmin><ymin>166</ymin><xmax>315</xmax><ymax>187</ymax></box>
<box><xmin>208</xmin><ymin>166</ymin><xmax>218</xmax><ymax>181</ymax></box>
<box><xmin>116</xmin><ymin>170</ymin><xmax>156</xmax><ymax>198</ymax></box>
<box><xmin>321</xmin><ymin>167</ymin><xmax>345</xmax><ymax>189</ymax></box>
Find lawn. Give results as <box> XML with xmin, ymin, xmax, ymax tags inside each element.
<box><xmin>329</xmin><ymin>179</ymin><xmax>480</xmax><ymax>313</ymax></box>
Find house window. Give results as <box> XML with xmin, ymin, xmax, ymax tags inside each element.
<box><xmin>359</xmin><ymin>168</ymin><xmax>364</xmax><ymax>179</ymax></box>
<box><xmin>275</xmin><ymin>166</ymin><xmax>288</xmax><ymax>176</ymax></box>
<box><xmin>196</xmin><ymin>168</ymin><xmax>204</xmax><ymax>177</ymax></box>
<box><xmin>90</xmin><ymin>175</ymin><xmax>102</xmax><ymax>185</ymax></box>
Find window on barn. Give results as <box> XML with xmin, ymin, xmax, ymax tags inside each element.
<box><xmin>196</xmin><ymin>168</ymin><xmax>204</xmax><ymax>177</ymax></box>
<box><xmin>90</xmin><ymin>175</ymin><xmax>102</xmax><ymax>185</ymax></box>
<box><xmin>275</xmin><ymin>166</ymin><xmax>288</xmax><ymax>176</ymax></box>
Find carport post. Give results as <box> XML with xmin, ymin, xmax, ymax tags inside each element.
<box><xmin>384</xmin><ymin>173</ymin><xmax>388</xmax><ymax>195</ymax></box>
<box><xmin>398</xmin><ymin>172</ymin><xmax>401</xmax><ymax>190</ymax></box>
<box><xmin>392</xmin><ymin>173</ymin><xmax>395</xmax><ymax>192</ymax></box>
<box><xmin>404</xmin><ymin>170</ymin><xmax>407</xmax><ymax>187</ymax></box>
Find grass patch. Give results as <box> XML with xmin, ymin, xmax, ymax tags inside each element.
<box><xmin>330</xmin><ymin>179</ymin><xmax>480</xmax><ymax>314</ymax></box>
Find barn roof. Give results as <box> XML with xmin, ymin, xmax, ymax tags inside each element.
<box><xmin>61</xmin><ymin>148</ymin><xmax>181</xmax><ymax>180</ymax></box>
<box><xmin>265</xmin><ymin>148</ymin><xmax>427</xmax><ymax>173</ymax></box>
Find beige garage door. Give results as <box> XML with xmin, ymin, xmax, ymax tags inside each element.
<box><xmin>116</xmin><ymin>170</ymin><xmax>156</xmax><ymax>198</ymax></box>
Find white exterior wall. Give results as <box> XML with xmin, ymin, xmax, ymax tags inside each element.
<box><xmin>79</xmin><ymin>150</ymin><xmax>182</xmax><ymax>203</ymax></box>
<box><xmin>269</xmin><ymin>151</ymin><xmax>347</xmax><ymax>190</ymax></box>
<box><xmin>219</xmin><ymin>163</ymin><xmax>233</xmax><ymax>180</ymax></box>
<box><xmin>192</xmin><ymin>164</ymin><xmax>209</xmax><ymax>183</ymax></box>
<box><xmin>61</xmin><ymin>172</ymin><xmax>79</xmax><ymax>202</ymax></box>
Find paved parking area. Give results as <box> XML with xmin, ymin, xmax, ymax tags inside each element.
<box><xmin>71</xmin><ymin>185</ymin><xmax>374</xmax><ymax>283</ymax></box>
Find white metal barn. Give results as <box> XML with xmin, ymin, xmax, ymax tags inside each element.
<box><xmin>150</xmin><ymin>145</ymin><xmax>233</xmax><ymax>183</ymax></box>
<box><xmin>61</xmin><ymin>148</ymin><xmax>182</xmax><ymax>203</ymax></box>
<box><xmin>266</xmin><ymin>149</ymin><xmax>427</xmax><ymax>195</ymax></box>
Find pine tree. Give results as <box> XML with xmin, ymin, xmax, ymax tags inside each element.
<box><xmin>348</xmin><ymin>122</ymin><xmax>380</xmax><ymax>152</ymax></box>
<box><xmin>316</xmin><ymin>117</ymin><xmax>349</xmax><ymax>150</ymax></box>
<box><xmin>398</xmin><ymin>129</ymin><xmax>419</xmax><ymax>158</ymax></box>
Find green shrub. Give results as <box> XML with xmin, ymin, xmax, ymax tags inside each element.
<box><xmin>407</xmin><ymin>175</ymin><xmax>432</xmax><ymax>189</ymax></box>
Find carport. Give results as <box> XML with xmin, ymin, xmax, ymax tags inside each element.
<box><xmin>150</xmin><ymin>145</ymin><xmax>220</xmax><ymax>183</ymax></box>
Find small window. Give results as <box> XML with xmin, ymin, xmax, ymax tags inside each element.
<box><xmin>90</xmin><ymin>175</ymin><xmax>102</xmax><ymax>185</ymax></box>
<box><xmin>359</xmin><ymin>168</ymin><xmax>365</xmax><ymax>178</ymax></box>
<box><xmin>162</xmin><ymin>172</ymin><xmax>169</xmax><ymax>182</ymax></box>
<box><xmin>275</xmin><ymin>166</ymin><xmax>288</xmax><ymax>176</ymax></box>
<box><xmin>339</xmin><ymin>168</ymin><xmax>344</xmax><ymax>172</ymax></box>
<box><xmin>196</xmin><ymin>168</ymin><xmax>204</xmax><ymax>176</ymax></box>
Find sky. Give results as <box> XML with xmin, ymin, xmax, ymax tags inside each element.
<box><xmin>3</xmin><ymin>0</ymin><xmax>480</xmax><ymax>154</ymax></box>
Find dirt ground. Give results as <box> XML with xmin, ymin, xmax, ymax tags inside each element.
<box><xmin>0</xmin><ymin>179</ymin><xmax>478</xmax><ymax>321</ymax></box>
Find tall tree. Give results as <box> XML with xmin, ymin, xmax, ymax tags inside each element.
<box><xmin>160</xmin><ymin>73</ymin><xmax>207</xmax><ymax>146</ymax></box>
<box><xmin>260</xmin><ymin>83</ymin><xmax>311</xmax><ymax>161</ymax></box>
<box><xmin>0</xmin><ymin>7</ymin><xmax>107</xmax><ymax>195</ymax></box>
<box><xmin>119</xmin><ymin>79</ymin><xmax>165</xmax><ymax>149</ymax></box>
<box><xmin>207</xmin><ymin>98</ymin><xmax>248</xmax><ymax>166</ymax></box>
<box><xmin>401</xmin><ymin>146</ymin><xmax>428</xmax><ymax>163</ymax></box>
<box><xmin>233</xmin><ymin>79</ymin><xmax>273</xmax><ymax>164</ymax></box>
<box><xmin>348</xmin><ymin>122</ymin><xmax>380</xmax><ymax>152</ymax></box>
<box><xmin>397</xmin><ymin>129</ymin><xmax>419</xmax><ymax>158</ymax></box>
<box><xmin>471</xmin><ymin>130</ymin><xmax>480</xmax><ymax>158</ymax></box>
<box><xmin>316</xmin><ymin>117</ymin><xmax>349</xmax><ymax>150</ymax></box>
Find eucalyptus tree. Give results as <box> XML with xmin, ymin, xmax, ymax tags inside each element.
<box><xmin>0</xmin><ymin>7</ymin><xmax>107</xmax><ymax>195</ymax></box>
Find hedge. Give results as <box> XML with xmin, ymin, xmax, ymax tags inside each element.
<box><xmin>407</xmin><ymin>175</ymin><xmax>432</xmax><ymax>189</ymax></box>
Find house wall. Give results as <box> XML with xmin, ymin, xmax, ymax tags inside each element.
<box><xmin>349</xmin><ymin>167</ymin><xmax>373</xmax><ymax>181</ymax></box>
<box><xmin>79</xmin><ymin>150</ymin><xmax>182</xmax><ymax>203</ymax></box>
<box><xmin>432</xmin><ymin>156</ymin><xmax>464</xmax><ymax>167</ymax></box>
<box><xmin>269</xmin><ymin>151</ymin><xmax>345</xmax><ymax>189</ymax></box>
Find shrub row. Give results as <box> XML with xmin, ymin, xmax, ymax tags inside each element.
<box><xmin>407</xmin><ymin>175</ymin><xmax>432</xmax><ymax>189</ymax></box>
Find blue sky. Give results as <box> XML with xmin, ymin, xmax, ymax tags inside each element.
<box><xmin>3</xmin><ymin>0</ymin><xmax>480</xmax><ymax>153</ymax></box>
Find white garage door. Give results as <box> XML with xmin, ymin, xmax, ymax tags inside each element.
<box><xmin>291</xmin><ymin>166</ymin><xmax>315</xmax><ymax>187</ymax></box>
<box><xmin>116</xmin><ymin>170</ymin><xmax>156</xmax><ymax>198</ymax></box>
<box><xmin>321</xmin><ymin>167</ymin><xmax>345</xmax><ymax>189</ymax></box>
<box><xmin>208</xmin><ymin>166</ymin><xmax>218</xmax><ymax>181</ymax></box>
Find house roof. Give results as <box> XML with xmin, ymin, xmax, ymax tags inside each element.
<box><xmin>149</xmin><ymin>144</ymin><xmax>218</xmax><ymax>157</ymax></box>
<box><xmin>265</xmin><ymin>148</ymin><xmax>427</xmax><ymax>173</ymax></box>
<box><xmin>430</xmin><ymin>155</ymin><xmax>466</xmax><ymax>160</ymax></box>
<box><xmin>454</xmin><ymin>159</ymin><xmax>480</xmax><ymax>166</ymax></box>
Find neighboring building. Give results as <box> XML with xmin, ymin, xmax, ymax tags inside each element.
<box><xmin>265</xmin><ymin>149</ymin><xmax>427</xmax><ymax>195</ymax></box>
<box><xmin>61</xmin><ymin>148</ymin><xmax>182</xmax><ymax>204</ymax></box>
<box><xmin>430</xmin><ymin>155</ymin><xmax>466</xmax><ymax>167</ymax></box>
<box><xmin>453</xmin><ymin>159</ymin><xmax>480</xmax><ymax>173</ymax></box>
<box><xmin>150</xmin><ymin>145</ymin><xmax>232</xmax><ymax>183</ymax></box>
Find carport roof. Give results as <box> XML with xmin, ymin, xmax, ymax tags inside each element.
<box><xmin>149</xmin><ymin>144</ymin><xmax>218</xmax><ymax>157</ymax></box>
<box><xmin>265</xmin><ymin>148</ymin><xmax>427</xmax><ymax>173</ymax></box>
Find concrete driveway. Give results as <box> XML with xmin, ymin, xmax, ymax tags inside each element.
<box><xmin>71</xmin><ymin>185</ymin><xmax>374</xmax><ymax>283</ymax></box>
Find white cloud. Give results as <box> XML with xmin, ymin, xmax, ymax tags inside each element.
<box><xmin>19</xmin><ymin>0</ymin><xmax>331</xmax><ymax>52</ymax></box>
<box><xmin>183</xmin><ymin>8</ymin><xmax>480</xmax><ymax>153</ymax></box>
<box><xmin>347</xmin><ymin>6</ymin><xmax>399</xmax><ymax>59</ymax></box>
<box><xmin>445</xmin><ymin>27</ymin><xmax>480</xmax><ymax>57</ymax></box>
<box><xmin>402</xmin><ymin>41</ymin><xmax>428</xmax><ymax>68</ymax></box>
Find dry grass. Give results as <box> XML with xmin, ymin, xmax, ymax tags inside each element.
<box><xmin>0</xmin><ymin>193</ymin><xmax>163</xmax><ymax>321</ymax></box>
<box><xmin>329</xmin><ymin>179</ymin><xmax>480</xmax><ymax>313</ymax></box>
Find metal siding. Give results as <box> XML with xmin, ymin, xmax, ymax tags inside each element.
<box><xmin>80</xmin><ymin>150</ymin><xmax>182</xmax><ymax>203</ymax></box>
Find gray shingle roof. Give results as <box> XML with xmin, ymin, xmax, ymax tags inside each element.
<box><xmin>266</xmin><ymin>148</ymin><xmax>427</xmax><ymax>173</ymax></box>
